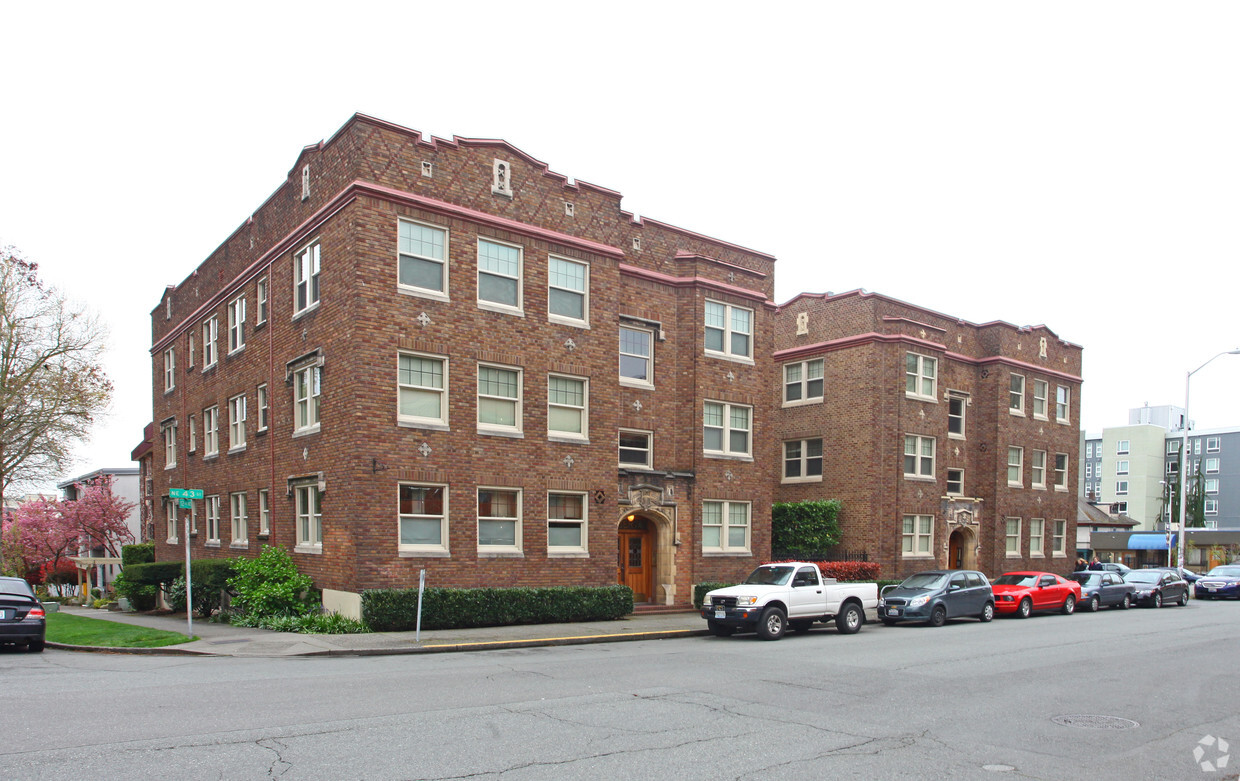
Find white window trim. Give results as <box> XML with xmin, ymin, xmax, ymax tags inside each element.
<box><xmin>188</xmin><ymin>414</ymin><xmax>197</xmax><ymax>454</ymax></box>
<box><xmin>477</xmin><ymin>363</ymin><xmax>523</xmax><ymax>437</ymax></box>
<box><xmin>258</xmin><ymin>489</ymin><xmax>271</xmax><ymax>536</ymax></box>
<box><xmin>1205</xmin><ymin>458</ymin><xmax>1220</xmax><ymax>473</ymax></box>
<box><xmin>946</xmin><ymin>468</ymin><xmax>965</xmax><ymax>496</ymax></box>
<box><xmin>1206</xmin><ymin>437</ymin><xmax>1221</xmax><ymax>453</ymax></box>
<box><xmin>476</xmin><ymin>237</ymin><xmax>524</xmax><ymax>316</ymax></box>
<box><xmin>1007</xmin><ymin>446</ymin><xmax>1024</xmax><ymax>488</ymax></box>
<box><xmin>257</xmin><ymin>384</ymin><xmax>269</xmax><ymax>433</ymax></box>
<box><xmin>903</xmin><ymin>434</ymin><xmax>936</xmax><ymax>481</ymax></box>
<box><xmin>166</xmin><ymin>501</ymin><xmax>178</xmax><ymax>544</ymax></box>
<box><xmin>293</xmin><ymin>240</ymin><xmax>321</xmax><ymax>318</ymax></box>
<box><xmin>203</xmin><ymin>406</ymin><xmax>219</xmax><ymax>458</ymax></box>
<box><xmin>547</xmin><ymin>490</ymin><xmax>589</xmax><ymax>556</ymax></box>
<box><xmin>782</xmin><ymin>359</ymin><xmax>825</xmax><ymax>407</ymax></box>
<box><xmin>206</xmin><ymin>495</ymin><xmax>221</xmax><ymax>546</ymax></box>
<box><xmin>230</xmin><ymin>492</ymin><xmax>248</xmax><ymax>547</ymax></box>
<box><xmin>1031</xmin><ymin>450</ymin><xmax>1047</xmax><ymax>489</ymax></box>
<box><xmin>1052</xmin><ymin>519</ymin><xmax>1067</xmax><ymax>557</ymax></box>
<box><xmin>293</xmin><ymin>365</ymin><xmax>322</xmax><ymax>436</ymax></box>
<box><xmin>1009</xmin><ymin>373</ymin><xmax>1025</xmax><ymax>416</ymax></box>
<box><xmin>901</xmin><ymin>514</ymin><xmax>935</xmax><ymax>558</ymax></box>
<box><xmin>294</xmin><ymin>483</ymin><xmax>323</xmax><ymax>553</ymax></box>
<box><xmin>782</xmin><ymin>438</ymin><xmax>824</xmax><ymax>484</ymax></box>
<box><xmin>619</xmin><ymin>428</ymin><xmax>653</xmax><ymax>470</ymax></box>
<box><xmin>1116</xmin><ymin>459</ymin><xmax>1129</xmax><ymax>476</ymax></box>
<box><xmin>1029</xmin><ymin>518</ymin><xmax>1045</xmax><ymax>558</ymax></box>
<box><xmin>228</xmin><ymin>394</ymin><xmax>247</xmax><ymax>453</ymax></box>
<box><xmin>904</xmin><ymin>353</ymin><xmax>938</xmax><ymax>401</ymax></box>
<box><xmin>703</xmin><ymin>300</ymin><xmax>754</xmax><ymax>364</ymax></box>
<box><xmin>547</xmin><ymin>254</ymin><xmax>589</xmax><ymax>327</ymax></box>
<box><xmin>947</xmin><ymin>392</ymin><xmax>967</xmax><ymax>440</ymax></box>
<box><xmin>227</xmin><ymin>295</ymin><xmax>246</xmax><ymax>355</ymax></box>
<box><xmin>547</xmin><ymin>373</ymin><xmax>588</xmax><ymax>442</ymax></box>
<box><xmin>477</xmin><ymin>487</ymin><xmax>523</xmax><ymax>555</ymax></box>
<box><xmin>1005</xmin><ymin>517</ymin><xmax>1022</xmax><ymax>557</ymax></box>
<box><xmin>1032</xmin><ymin>379</ymin><xmax>1049</xmax><ymax>420</ymax></box>
<box><xmin>618</xmin><ymin>325</ymin><xmax>655</xmax><ymax>389</ymax></box>
<box><xmin>703</xmin><ymin>400</ymin><xmax>753</xmax><ymax>459</ymax></box>
<box><xmin>1205</xmin><ymin>499</ymin><xmax>1219</xmax><ymax>516</ymax></box>
<box><xmin>398</xmin><ymin>483</ymin><xmax>449</xmax><ymax>556</ymax></box>
<box><xmin>162</xmin><ymin>421</ymin><xmax>177</xmax><ymax>470</ymax></box>
<box><xmin>256</xmin><ymin>277</ymin><xmax>268</xmax><ymax>326</ymax></box>
<box><xmin>1116</xmin><ymin>480</ymin><xmax>1129</xmax><ymax>496</ymax></box>
<box><xmin>702</xmin><ymin>499</ymin><xmax>751</xmax><ymax>554</ymax></box>
<box><xmin>1056</xmin><ymin>386</ymin><xmax>1071</xmax><ymax>424</ymax></box>
<box><xmin>163</xmin><ymin>347</ymin><xmax>176</xmax><ymax>393</ymax></box>
<box><xmin>202</xmin><ymin>317</ymin><xmax>218</xmax><ymax>369</ymax></box>
<box><xmin>1117</xmin><ymin>440</ymin><xmax>1130</xmax><ymax>455</ymax></box>
<box><xmin>398</xmin><ymin>351</ymin><xmax>449</xmax><ymax>430</ymax></box>
<box><xmin>397</xmin><ymin>218</ymin><xmax>450</xmax><ymax>302</ymax></box>
<box><xmin>187</xmin><ymin>332</ymin><xmax>195</xmax><ymax>369</ymax></box>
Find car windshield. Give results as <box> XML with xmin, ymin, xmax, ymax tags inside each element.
<box><xmin>900</xmin><ymin>573</ymin><xmax>947</xmax><ymax>590</ymax></box>
<box><xmin>745</xmin><ymin>566</ymin><xmax>794</xmax><ymax>586</ymax></box>
<box><xmin>0</xmin><ymin>579</ymin><xmax>34</xmax><ymax>597</ymax></box>
<box><xmin>1069</xmin><ymin>573</ymin><xmax>1099</xmax><ymax>585</ymax></box>
<box><xmin>994</xmin><ymin>574</ymin><xmax>1038</xmax><ymax>586</ymax></box>
<box><xmin>1206</xmin><ymin>566</ymin><xmax>1240</xmax><ymax>578</ymax></box>
<box><xmin>1125</xmin><ymin>571</ymin><xmax>1161</xmax><ymax>584</ymax></box>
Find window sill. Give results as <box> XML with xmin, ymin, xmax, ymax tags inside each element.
<box><xmin>397</xmin><ymin>286</ymin><xmax>449</xmax><ymax>304</ymax></box>
<box><xmin>1008</xmin><ymin>482</ymin><xmax>1023</xmax><ymax>489</ymax></box>
<box><xmin>476</xmin><ymin>301</ymin><xmax>524</xmax><ymax>318</ymax></box>
<box><xmin>398</xmin><ymin>420</ymin><xmax>450</xmax><ymax>432</ymax></box>
<box><xmin>619</xmin><ymin>379</ymin><xmax>654</xmax><ymax>391</ymax></box>
<box><xmin>781</xmin><ymin>397</ymin><xmax>824</xmax><ymax>408</ymax></box>
<box><xmin>1031</xmin><ymin>553</ymin><xmax>1045</xmax><ymax>558</ymax></box>
<box><xmin>399</xmin><ymin>550</ymin><xmax>451</xmax><ymax>558</ymax></box>
<box><xmin>228</xmin><ymin>445</ymin><xmax>247</xmax><ymax>455</ymax></box>
<box><xmin>548</xmin><ymin>315</ymin><xmax>590</xmax><ymax>330</ymax></box>
<box><xmin>167</xmin><ymin>538</ymin><xmax>178</xmax><ymax>545</ymax></box>
<box><xmin>205</xmin><ymin>542</ymin><xmax>221</xmax><ymax>549</ymax></box>
<box><xmin>1053</xmin><ymin>552</ymin><xmax>1067</xmax><ymax>558</ymax></box>
<box><xmin>1006</xmin><ymin>552</ymin><xmax>1022</xmax><ymax>558</ymax></box>
<box><xmin>227</xmin><ymin>346</ymin><xmax>245</xmax><ymax>359</ymax></box>
<box><xmin>1009</xmin><ymin>409</ymin><xmax>1026</xmax><ymax>417</ymax></box>
<box><xmin>164</xmin><ymin>465</ymin><xmax>177</xmax><ymax>471</ymax></box>
<box><xmin>902</xmin><ymin>553</ymin><xmax>936</xmax><ymax>559</ymax></box>
<box><xmin>1033</xmin><ymin>414</ymin><xmax>1049</xmax><ymax>422</ymax></box>
<box><xmin>703</xmin><ymin>352</ymin><xmax>755</xmax><ymax>367</ymax></box>
<box><xmin>204</xmin><ymin>454</ymin><xmax>219</xmax><ymax>462</ymax></box>
<box><xmin>781</xmin><ymin>476</ymin><xmax>824</xmax><ymax>484</ymax></box>
<box><xmin>703</xmin><ymin>551</ymin><xmax>752</xmax><ymax>557</ymax></box>
<box><xmin>904</xmin><ymin>475</ymin><xmax>936</xmax><ymax>483</ymax></box>
<box><xmin>548</xmin><ymin>435</ymin><xmax>589</xmax><ymax>445</ymax></box>
<box><xmin>292</xmin><ymin>303</ymin><xmax>320</xmax><ymax>322</ymax></box>
<box><xmin>294</xmin><ymin>544</ymin><xmax>323</xmax><ymax>555</ymax></box>
<box><xmin>293</xmin><ymin>425</ymin><xmax>321</xmax><ymax>439</ymax></box>
<box><xmin>478</xmin><ymin>551</ymin><xmax>524</xmax><ymax>558</ymax></box>
<box><xmin>703</xmin><ymin>453</ymin><xmax>754</xmax><ymax>462</ymax></box>
<box><xmin>258</xmin><ymin>533</ymin><xmax>270</xmax><ymax>540</ymax></box>
<box><xmin>164</xmin><ymin>387</ymin><xmax>175</xmax><ymax>396</ymax></box>
<box><xmin>230</xmin><ymin>542</ymin><xmax>249</xmax><ymax>550</ymax></box>
<box><xmin>478</xmin><ymin>428</ymin><xmax>524</xmax><ymax>439</ymax></box>
<box><xmin>1033</xmin><ymin>485</ymin><xmax>1047</xmax><ymax>491</ymax></box>
<box><xmin>904</xmin><ymin>393</ymin><xmax>938</xmax><ymax>404</ymax></box>
<box><xmin>948</xmin><ymin>433</ymin><xmax>966</xmax><ymax>441</ymax></box>
<box><xmin>547</xmin><ymin>551</ymin><xmax>589</xmax><ymax>558</ymax></box>
<box><xmin>1056</xmin><ymin>418</ymin><xmax>1070</xmax><ymax>425</ymax></box>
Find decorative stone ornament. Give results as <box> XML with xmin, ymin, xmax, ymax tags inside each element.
<box><xmin>492</xmin><ymin>159</ymin><xmax>513</xmax><ymax>197</ymax></box>
<box><xmin>416</xmin><ymin>312</ymin><xmax>432</xmax><ymax>327</ymax></box>
<box><xmin>1039</xmin><ymin>337</ymin><xmax>1048</xmax><ymax>359</ymax></box>
<box><xmin>418</xmin><ymin>442</ymin><xmax>432</xmax><ymax>457</ymax></box>
<box><xmin>796</xmin><ymin>312</ymin><xmax>809</xmax><ymax>335</ymax></box>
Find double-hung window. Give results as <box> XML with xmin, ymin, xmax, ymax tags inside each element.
<box><xmin>548</xmin><ymin>492</ymin><xmax>587</xmax><ymax>554</ymax></box>
<box><xmin>702</xmin><ymin>500</ymin><xmax>750</xmax><ymax>553</ymax></box>
<box><xmin>162</xmin><ymin>420</ymin><xmax>177</xmax><ymax>469</ymax></box>
<box><xmin>1056</xmin><ymin>386</ymin><xmax>1071</xmax><ymax>423</ymax></box>
<box><xmin>703</xmin><ymin>401</ymin><xmax>751</xmax><ymax>457</ymax></box>
<box><xmin>704</xmin><ymin>300</ymin><xmax>752</xmax><ymax>360</ymax></box>
<box><xmin>257</xmin><ymin>384</ymin><xmax>269</xmax><ymax>432</ymax></box>
<box><xmin>1031</xmin><ymin>450</ymin><xmax>1047</xmax><ymax>488</ymax></box>
<box><xmin>295</xmin><ymin>484</ymin><xmax>322</xmax><ymax>551</ymax></box>
<box><xmin>902</xmin><ymin>515</ymin><xmax>933</xmax><ymax>557</ymax></box>
<box><xmin>166</xmin><ymin>501</ymin><xmax>178</xmax><ymax>543</ymax></box>
<box><xmin>228</xmin><ymin>394</ymin><xmax>246</xmax><ymax>451</ymax></box>
<box><xmin>1032</xmin><ymin>379</ymin><xmax>1048</xmax><ymax>419</ymax></box>
<box><xmin>548</xmin><ymin>255</ymin><xmax>588</xmax><ymax>324</ymax></box>
<box><xmin>202</xmin><ymin>317</ymin><xmax>218</xmax><ymax>369</ymax></box>
<box><xmin>948</xmin><ymin>393</ymin><xmax>967</xmax><ymax>438</ymax></box>
<box><xmin>163</xmin><ymin>348</ymin><xmax>176</xmax><ymax>392</ymax></box>
<box><xmin>294</xmin><ymin>365</ymin><xmax>321</xmax><ymax>434</ymax></box>
<box><xmin>477</xmin><ymin>238</ymin><xmax>522</xmax><ymax>312</ymax></box>
<box><xmin>478</xmin><ymin>364</ymin><xmax>521</xmax><ymax>435</ymax></box>
<box><xmin>203</xmin><ymin>406</ymin><xmax>219</xmax><ymax>457</ymax></box>
<box><xmin>619</xmin><ymin>429</ymin><xmax>652</xmax><ymax>469</ymax></box>
<box><xmin>227</xmin><ymin>295</ymin><xmax>246</xmax><ymax>353</ymax></box>
<box><xmin>783</xmin><ymin>438</ymin><xmax>823</xmax><ymax>481</ymax></box>
<box><xmin>1030</xmin><ymin>518</ymin><xmax>1045</xmax><ymax>556</ymax></box>
<box><xmin>1005</xmin><ymin>518</ymin><xmax>1021</xmax><ymax>556</ymax></box>
<box><xmin>1052</xmin><ymin>520</ymin><xmax>1066</xmax><ymax>555</ymax></box>
<box><xmin>187</xmin><ymin>333</ymin><xmax>195</xmax><ymax>369</ymax></box>
<box><xmin>547</xmin><ymin>375</ymin><xmax>587</xmax><ymax>440</ymax></box>
<box><xmin>1205</xmin><ymin>457</ymin><xmax>1220</xmax><ymax>473</ymax></box>
<box><xmin>903</xmin><ymin>435</ymin><xmax>935</xmax><ymax>479</ymax></box>
<box><xmin>258</xmin><ymin>489</ymin><xmax>271</xmax><ymax>536</ymax></box>
<box><xmin>783</xmin><ymin>359</ymin><xmax>824</xmax><ymax>404</ymax></box>
<box><xmin>230</xmin><ymin>492</ymin><xmax>248</xmax><ymax>546</ymax></box>
<box><xmin>905</xmin><ymin>353</ymin><xmax>936</xmax><ymax>399</ymax></box>
<box><xmin>1054</xmin><ymin>453</ymin><xmax>1069</xmax><ymax>490</ymax></box>
<box><xmin>294</xmin><ymin>241</ymin><xmax>321</xmax><ymax>316</ymax></box>
<box><xmin>206</xmin><ymin>495</ymin><xmax>221</xmax><ymax>544</ymax></box>
<box><xmin>398</xmin><ymin>353</ymin><xmax>447</xmax><ymax>427</ymax></box>
<box><xmin>1007</xmin><ymin>446</ymin><xmax>1024</xmax><ymax>486</ymax></box>
<box><xmin>188</xmin><ymin>414</ymin><xmax>197</xmax><ymax>453</ymax></box>
<box><xmin>399</xmin><ymin>484</ymin><xmax>447</xmax><ymax>553</ymax></box>
<box><xmin>398</xmin><ymin>220</ymin><xmax>448</xmax><ymax>297</ymax></box>
<box><xmin>478</xmin><ymin>488</ymin><xmax>521</xmax><ymax>552</ymax></box>
<box><xmin>619</xmin><ymin>326</ymin><xmax>653</xmax><ymax>386</ymax></box>
<box><xmin>946</xmin><ymin>468</ymin><xmax>965</xmax><ymax>496</ymax></box>
<box><xmin>1009</xmin><ymin>374</ymin><xmax>1025</xmax><ymax>414</ymax></box>
<box><xmin>256</xmin><ymin>278</ymin><xmax>268</xmax><ymax>325</ymax></box>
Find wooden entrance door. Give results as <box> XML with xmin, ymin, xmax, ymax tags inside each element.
<box><xmin>949</xmin><ymin>530</ymin><xmax>964</xmax><ymax>569</ymax></box>
<box><xmin>618</xmin><ymin>518</ymin><xmax>653</xmax><ymax>602</ymax></box>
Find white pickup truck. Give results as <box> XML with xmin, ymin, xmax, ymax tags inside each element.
<box><xmin>700</xmin><ymin>562</ymin><xmax>879</xmax><ymax>640</ymax></box>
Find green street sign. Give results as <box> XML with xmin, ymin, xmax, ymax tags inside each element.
<box><xmin>169</xmin><ymin>488</ymin><xmax>204</xmax><ymax>500</ymax></box>
<box><xmin>178</xmin><ymin>499</ymin><xmax>192</xmax><ymax>509</ymax></box>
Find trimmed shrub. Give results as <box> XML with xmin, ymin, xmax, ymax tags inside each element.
<box><xmin>768</xmin><ymin>559</ymin><xmax>881</xmax><ymax>582</ymax></box>
<box><xmin>112</xmin><ymin>569</ymin><xmax>158</xmax><ymax>611</ymax></box>
<box><xmin>121</xmin><ymin>543</ymin><xmax>155</xmax><ymax>567</ymax></box>
<box><xmin>362</xmin><ymin>585</ymin><xmax>634</xmax><ymax>632</ymax></box>
<box><xmin>123</xmin><ymin>561</ymin><xmax>184</xmax><ymax>589</ymax></box>
<box><xmin>231</xmin><ymin>611</ymin><xmax>369</xmax><ymax>634</ymax></box>
<box><xmin>772</xmin><ymin>500</ymin><xmax>843</xmax><ymax>559</ymax></box>
<box><xmin>694</xmin><ymin>582</ymin><xmax>734</xmax><ymax>607</ymax></box>
<box><xmin>227</xmin><ymin>545</ymin><xmax>314</xmax><ymax>619</ymax></box>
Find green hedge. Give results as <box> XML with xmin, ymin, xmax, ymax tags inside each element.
<box><xmin>362</xmin><ymin>585</ymin><xmax>634</xmax><ymax>632</ymax></box>
<box><xmin>772</xmin><ymin>500</ymin><xmax>843</xmax><ymax>559</ymax></box>
<box><xmin>123</xmin><ymin>561</ymin><xmax>185</xmax><ymax>588</ymax></box>
<box><xmin>121</xmin><ymin>543</ymin><xmax>155</xmax><ymax>567</ymax></box>
<box><xmin>694</xmin><ymin>582</ymin><xmax>734</xmax><ymax>608</ymax></box>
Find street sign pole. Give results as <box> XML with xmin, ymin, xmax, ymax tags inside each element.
<box><xmin>170</xmin><ymin>489</ymin><xmax>203</xmax><ymax>641</ymax></box>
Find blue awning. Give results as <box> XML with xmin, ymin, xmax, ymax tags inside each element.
<box><xmin>1127</xmin><ymin>533</ymin><xmax>1175</xmax><ymax>550</ymax></box>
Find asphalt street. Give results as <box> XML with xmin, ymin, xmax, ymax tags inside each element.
<box><xmin>2</xmin><ymin>600</ymin><xmax>1238</xmax><ymax>780</ymax></box>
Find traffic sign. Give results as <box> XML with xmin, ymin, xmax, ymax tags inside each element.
<box><xmin>178</xmin><ymin>499</ymin><xmax>192</xmax><ymax>509</ymax></box>
<box><xmin>169</xmin><ymin>488</ymin><xmax>204</xmax><ymax>500</ymax></box>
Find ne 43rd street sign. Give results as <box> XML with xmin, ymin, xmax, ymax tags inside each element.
<box><xmin>169</xmin><ymin>488</ymin><xmax>203</xmax><ymax>500</ymax></box>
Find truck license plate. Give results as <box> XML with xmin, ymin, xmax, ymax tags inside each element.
<box><xmin>714</xmin><ymin>609</ymin><xmax>725</xmax><ymax>619</ymax></box>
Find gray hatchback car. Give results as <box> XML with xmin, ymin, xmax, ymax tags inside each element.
<box><xmin>878</xmin><ymin>570</ymin><xmax>995</xmax><ymax>627</ymax></box>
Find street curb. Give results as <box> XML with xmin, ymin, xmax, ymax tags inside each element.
<box><xmin>46</xmin><ymin>641</ymin><xmax>217</xmax><ymax>656</ymax></box>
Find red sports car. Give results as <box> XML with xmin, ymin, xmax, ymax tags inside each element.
<box><xmin>991</xmin><ymin>571</ymin><xmax>1082</xmax><ymax>617</ymax></box>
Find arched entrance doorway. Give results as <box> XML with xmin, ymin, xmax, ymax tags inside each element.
<box><xmin>618</xmin><ymin>514</ymin><xmax>654</xmax><ymax>602</ymax></box>
<box><xmin>948</xmin><ymin>526</ymin><xmax>977</xmax><ymax>570</ymax></box>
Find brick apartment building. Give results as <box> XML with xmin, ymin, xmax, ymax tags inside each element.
<box><xmin>774</xmin><ymin>292</ymin><xmax>1083</xmax><ymax>578</ymax></box>
<box><xmin>150</xmin><ymin>114</ymin><xmax>776</xmax><ymax>615</ymax></box>
<box><xmin>149</xmin><ymin>114</ymin><xmax>1082</xmax><ymax>612</ymax></box>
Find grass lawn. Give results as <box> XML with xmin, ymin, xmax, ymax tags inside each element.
<box><xmin>46</xmin><ymin>612</ymin><xmax>194</xmax><ymax>648</ymax></box>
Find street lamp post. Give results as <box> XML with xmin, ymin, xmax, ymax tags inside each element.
<box><xmin>1177</xmin><ymin>349</ymin><xmax>1240</xmax><ymax>573</ymax></box>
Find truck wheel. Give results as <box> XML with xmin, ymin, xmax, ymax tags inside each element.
<box><xmin>929</xmin><ymin>605</ymin><xmax>947</xmax><ymax>627</ymax></box>
<box><xmin>756</xmin><ymin>606</ymin><xmax>786</xmax><ymax>640</ymax></box>
<box><xmin>706</xmin><ymin>620</ymin><xmax>736</xmax><ymax>637</ymax></box>
<box><xmin>790</xmin><ymin>620</ymin><xmax>814</xmax><ymax>634</ymax></box>
<box><xmin>979</xmin><ymin>602</ymin><xmax>994</xmax><ymax>622</ymax></box>
<box><xmin>835</xmin><ymin>603</ymin><xmax>863</xmax><ymax>634</ymax></box>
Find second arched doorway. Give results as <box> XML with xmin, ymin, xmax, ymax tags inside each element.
<box><xmin>947</xmin><ymin>525</ymin><xmax>978</xmax><ymax>570</ymax></box>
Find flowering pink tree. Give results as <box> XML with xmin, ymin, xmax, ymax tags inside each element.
<box><xmin>61</xmin><ymin>475</ymin><xmax>135</xmax><ymax>557</ymax></box>
<box><xmin>2</xmin><ymin>497</ymin><xmax>77</xmax><ymax>581</ymax></box>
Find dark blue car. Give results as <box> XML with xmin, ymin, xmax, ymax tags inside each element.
<box><xmin>1195</xmin><ymin>565</ymin><xmax>1240</xmax><ymax>599</ymax></box>
<box><xmin>1069</xmin><ymin>570</ymin><xmax>1135</xmax><ymax>611</ymax></box>
<box><xmin>878</xmin><ymin>570</ymin><xmax>994</xmax><ymax>627</ymax></box>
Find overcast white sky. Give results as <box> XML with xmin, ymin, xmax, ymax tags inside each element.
<box><xmin>2</xmin><ymin>2</ymin><xmax>1238</xmax><ymax>485</ymax></box>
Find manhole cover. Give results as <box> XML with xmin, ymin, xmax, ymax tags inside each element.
<box><xmin>1052</xmin><ymin>714</ymin><xmax>1139</xmax><ymax>730</ymax></box>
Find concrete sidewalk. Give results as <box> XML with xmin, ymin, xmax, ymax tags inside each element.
<box><xmin>48</xmin><ymin>606</ymin><xmax>714</xmax><ymax>657</ymax></box>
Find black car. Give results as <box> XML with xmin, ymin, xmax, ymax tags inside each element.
<box><xmin>1069</xmin><ymin>571</ymin><xmax>1135</xmax><ymax>611</ymax></box>
<box><xmin>878</xmin><ymin>570</ymin><xmax>995</xmax><ymax>627</ymax></box>
<box><xmin>0</xmin><ymin>576</ymin><xmax>46</xmax><ymax>652</ymax></box>
<box><xmin>1123</xmin><ymin>569</ymin><xmax>1189</xmax><ymax>608</ymax></box>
